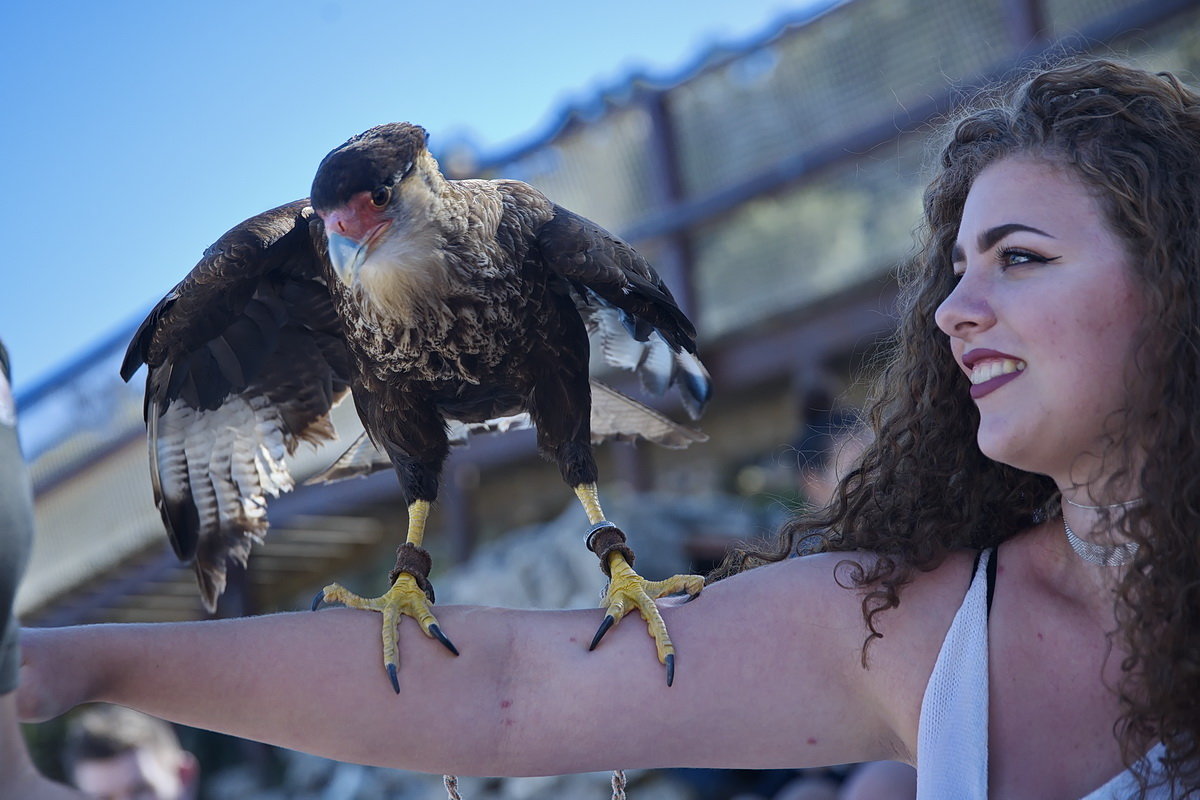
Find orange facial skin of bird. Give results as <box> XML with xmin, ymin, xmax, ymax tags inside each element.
<box><xmin>320</xmin><ymin>190</ymin><xmax>391</xmax><ymax>243</ymax></box>
<box><xmin>318</xmin><ymin>192</ymin><xmax>394</xmax><ymax>285</ymax></box>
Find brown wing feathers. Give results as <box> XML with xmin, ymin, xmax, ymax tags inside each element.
<box><xmin>535</xmin><ymin>204</ymin><xmax>711</xmax><ymax>419</ymax></box>
<box><xmin>122</xmin><ymin>201</ymin><xmax>351</xmax><ymax>611</ymax></box>
<box><xmin>536</xmin><ymin>205</ymin><xmax>697</xmax><ymax>354</ymax></box>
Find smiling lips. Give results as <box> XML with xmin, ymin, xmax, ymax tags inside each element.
<box><xmin>963</xmin><ymin>349</ymin><xmax>1027</xmax><ymax>399</ymax></box>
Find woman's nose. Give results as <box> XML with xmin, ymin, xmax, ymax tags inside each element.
<box><xmin>934</xmin><ymin>270</ymin><xmax>996</xmax><ymax>338</ymax></box>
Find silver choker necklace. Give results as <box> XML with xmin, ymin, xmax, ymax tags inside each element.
<box><xmin>1062</xmin><ymin>516</ymin><xmax>1139</xmax><ymax>566</ymax></box>
<box><xmin>1064</xmin><ymin>496</ymin><xmax>1142</xmax><ymax>511</ymax></box>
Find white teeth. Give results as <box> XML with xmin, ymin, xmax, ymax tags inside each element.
<box><xmin>969</xmin><ymin>358</ymin><xmax>1026</xmax><ymax>385</ymax></box>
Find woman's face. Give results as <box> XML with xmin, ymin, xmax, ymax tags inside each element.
<box><xmin>934</xmin><ymin>156</ymin><xmax>1145</xmax><ymax>487</ymax></box>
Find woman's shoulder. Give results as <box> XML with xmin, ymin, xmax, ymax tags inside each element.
<box><xmin>756</xmin><ymin>547</ymin><xmax>983</xmax><ymax>613</ymax></box>
<box><xmin>702</xmin><ymin>548</ymin><xmax>985</xmax><ymax>688</ymax></box>
<box><xmin>719</xmin><ymin>547</ymin><xmax>982</xmax><ymax>622</ymax></box>
<box><xmin>762</xmin><ymin>548</ymin><xmax>985</xmax><ymax>758</ymax></box>
<box><xmin>654</xmin><ymin>547</ymin><xmax>985</xmax><ymax>764</ymax></box>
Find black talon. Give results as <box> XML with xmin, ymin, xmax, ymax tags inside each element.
<box><xmin>429</xmin><ymin>624</ymin><xmax>459</xmax><ymax>656</ymax></box>
<box><xmin>387</xmin><ymin>663</ymin><xmax>399</xmax><ymax>694</ymax></box>
<box><xmin>310</xmin><ymin>589</ymin><xmax>326</xmax><ymax>611</ymax></box>
<box><xmin>665</xmin><ymin>653</ymin><xmax>675</xmax><ymax>687</ymax></box>
<box><xmin>589</xmin><ymin>614</ymin><xmax>615</xmax><ymax>651</ymax></box>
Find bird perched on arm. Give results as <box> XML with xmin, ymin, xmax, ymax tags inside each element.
<box><xmin>122</xmin><ymin>122</ymin><xmax>712</xmax><ymax>691</ymax></box>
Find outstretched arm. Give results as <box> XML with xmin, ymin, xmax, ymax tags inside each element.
<box><xmin>19</xmin><ymin>553</ymin><xmax>954</xmax><ymax>777</ymax></box>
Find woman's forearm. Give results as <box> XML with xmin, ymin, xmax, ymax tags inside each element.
<box><xmin>26</xmin><ymin>607</ymin><xmax>556</xmax><ymax>774</ymax></box>
<box><xmin>21</xmin><ymin>604</ymin><xmax>702</xmax><ymax>776</ymax></box>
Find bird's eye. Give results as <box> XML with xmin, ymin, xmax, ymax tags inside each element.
<box><xmin>370</xmin><ymin>186</ymin><xmax>392</xmax><ymax>208</ymax></box>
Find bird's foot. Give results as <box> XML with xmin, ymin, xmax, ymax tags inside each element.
<box><xmin>313</xmin><ymin>544</ymin><xmax>457</xmax><ymax>693</ymax></box>
<box><xmin>585</xmin><ymin>524</ymin><xmax>703</xmax><ymax>686</ymax></box>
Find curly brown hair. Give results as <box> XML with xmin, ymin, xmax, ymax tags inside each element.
<box><xmin>712</xmin><ymin>58</ymin><xmax>1200</xmax><ymax>794</ymax></box>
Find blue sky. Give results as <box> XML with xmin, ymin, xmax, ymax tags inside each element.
<box><xmin>0</xmin><ymin>0</ymin><xmax>829</xmax><ymax>394</ymax></box>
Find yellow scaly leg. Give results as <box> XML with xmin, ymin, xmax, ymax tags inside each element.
<box><xmin>574</xmin><ymin>483</ymin><xmax>705</xmax><ymax>686</ymax></box>
<box><xmin>575</xmin><ymin>483</ymin><xmax>607</xmax><ymax>525</ymax></box>
<box><xmin>314</xmin><ymin>499</ymin><xmax>457</xmax><ymax>692</ymax></box>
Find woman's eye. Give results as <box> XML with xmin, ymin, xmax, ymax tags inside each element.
<box><xmin>998</xmin><ymin>247</ymin><xmax>1060</xmax><ymax>268</ymax></box>
<box><xmin>370</xmin><ymin>186</ymin><xmax>392</xmax><ymax>208</ymax></box>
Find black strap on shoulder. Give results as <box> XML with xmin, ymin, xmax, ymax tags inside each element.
<box><xmin>985</xmin><ymin>547</ymin><xmax>998</xmax><ymax>618</ymax></box>
<box><xmin>970</xmin><ymin>547</ymin><xmax>1000</xmax><ymax>620</ymax></box>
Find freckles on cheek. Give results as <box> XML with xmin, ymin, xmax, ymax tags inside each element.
<box><xmin>1040</xmin><ymin>318</ymin><xmax>1074</xmax><ymax>367</ymax></box>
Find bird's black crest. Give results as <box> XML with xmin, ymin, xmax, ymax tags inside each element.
<box><xmin>310</xmin><ymin>122</ymin><xmax>429</xmax><ymax>211</ymax></box>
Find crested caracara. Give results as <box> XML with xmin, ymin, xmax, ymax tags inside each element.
<box><xmin>122</xmin><ymin>123</ymin><xmax>712</xmax><ymax>690</ymax></box>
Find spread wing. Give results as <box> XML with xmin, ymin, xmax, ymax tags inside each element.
<box><xmin>121</xmin><ymin>200</ymin><xmax>353</xmax><ymax>611</ymax></box>
<box><xmin>534</xmin><ymin>204</ymin><xmax>712</xmax><ymax>420</ymax></box>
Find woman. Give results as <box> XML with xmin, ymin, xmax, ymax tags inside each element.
<box><xmin>13</xmin><ymin>59</ymin><xmax>1198</xmax><ymax>798</ymax></box>
<box><xmin>0</xmin><ymin>342</ymin><xmax>88</xmax><ymax>798</ymax></box>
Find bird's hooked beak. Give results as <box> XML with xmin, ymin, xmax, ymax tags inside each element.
<box><xmin>318</xmin><ymin>195</ymin><xmax>393</xmax><ymax>285</ymax></box>
<box><xmin>326</xmin><ymin>231</ymin><xmax>371</xmax><ymax>285</ymax></box>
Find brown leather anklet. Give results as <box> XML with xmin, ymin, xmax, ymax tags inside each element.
<box><xmin>389</xmin><ymin>542</ymin><xmax>436</xmax><ymax>602</ymax></box>
<box><xmin>586</xmin><ymin>521</ymin><xmax>635</xmax><ymax>578</ymax></box>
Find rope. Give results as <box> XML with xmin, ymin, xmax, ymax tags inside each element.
<box><xmin>441</xmin><ymin>767</ymin><xmax>630</xmax><ymax>797</ymax></box>
<box><xmin>611</xmin><ymin>769</ymin><xmax>627</xmax><ymax>800</ymax></box>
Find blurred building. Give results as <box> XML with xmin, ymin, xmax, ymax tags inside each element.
<box><xmin>15</xmin><ymin>0</ymin><xmax>1200</xmax><ymax>633</ymax></box>
<box><xmin>15</xmin><ymin>0</ymin><xmax>1200</xmax><ymax>796</ymax></box>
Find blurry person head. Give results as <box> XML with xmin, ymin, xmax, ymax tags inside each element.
<box><xmin>792</xmin><ymin>383</ymin><xmax>866</xmax><ymax>510</ymax></box>
<box><xmin>796</xmin><ymin>417</ymin><xmax>871</xmax><ymax>510</ymax></box>
<box><xmin>63</xmin><ymin>705</ymin><xmax>197</xmax><ymax>800</ymax></box>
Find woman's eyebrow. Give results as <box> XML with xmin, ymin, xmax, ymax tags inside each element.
<box><xmin>952</xmin><ymin>222</ymin><xmax>1055</xmax><ymax>264</ymax></box>
<box><xmin>979</xmin><ymin>222</ymin><xmax>1054</xmax><ymax>251</ymax></box>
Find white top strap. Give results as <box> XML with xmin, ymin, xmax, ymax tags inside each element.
<box><xmin>915</xmin><ymin>549</ymin><xmax>992</xmax><ymax>800</ymax></box>
<box><xmin>914</xmin><ymin>549</ymin><xmax>1178</xmax><ymax>798</ymax></box>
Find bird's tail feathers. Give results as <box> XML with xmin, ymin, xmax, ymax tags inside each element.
<box><xmin>589</xmin><ymin>380</ymin><xmax>707</xmax><ymax>449</ymax></box>
<box><xmin>307</xmin><ymin>412</ymin><xmax>540</xmax><ymax>485</ymax></box>
<box><xmin>305</xmin><ymin>431</ymin><xmax>393</xmax><ymax>484</ymax></box>
<box><xmin>309</xmin><ymin>380</ymin><xmax>707</xmax><ymax>488</ymax></box>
